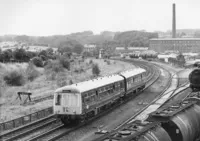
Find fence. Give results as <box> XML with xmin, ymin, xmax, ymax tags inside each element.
<box><xmin>0</xmin><ymin>107</ymin><xmax>53</xmax><ymax>132</ymax></box>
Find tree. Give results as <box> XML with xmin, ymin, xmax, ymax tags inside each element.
<box><xmin>58</xmin><ymin>46</ymin><xmax>72</xmax><ymax>55</ymax></box>
<box><xmin>38</xmin><ymin>50</ymin><xmax>48</xmax><ymax>58</ymax></box>
<box><xmin>92</xmin><ymin>64</ymin><xmax>100</xmax><ymax>76</ymax></box>
<box><xmin>14</xmin><ymin>35</ymin><xmax>30</xmax><ymax>42</ymax></box>
<box><xmin>46</xmin><ymin>48</ymin><xmax>54</xmax><ymax>55</ymax></box>
<box><xmin>13</xmin><ymin>48</ymin><xmax>26</xmax><ymax>61</ymax></box>
<box><xmin>73</xmin><ymin>44</ymin><xmax>84</xmax><ymax>54</ymax></box>
<box><xmin>59</xmin><ymin>55</ymin><xmax>70</xmax><ymax>70</ymax></box>
<box><xmin>31</xmin><ymin>57</ymin><xmax>43</xmax><ymax>67</ymax></box>
<box><xmin>83</xmin><ymin>51</ymin><xmax>92</xmax><ymax>57</ymax></box>
<box><xmin>2</xmin><ymin>49</ymin><xmax>13</xmax><ymax>62</ymax></box>
<box><xmin>176</xmin><ymin>54</ymin><xmax>186</xmax><ymax>67</ymax></box>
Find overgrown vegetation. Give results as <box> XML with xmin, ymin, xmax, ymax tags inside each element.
<box><xmin>3</xmin><ymin>70</ymin><xmax>25</xmax><ymax>86</ymax></box>
<box><xmin>45</xmin><ymin>60</ymin><xmax>64</xmax><ymax>72</ymax></box>
<box><xmin>56</xmin><ymin>72</ymin><xmax>67</xmax><ymax>87</ymax></box>
<box><xmin>31</xmin><ymin>57</ymin><xmax>43</xmax><ymax>67</ymax></box>
<box><xmin>59</xmin><ymin>56</ymin><xmax>70</xmax><ymax>70</ymax></box>
<box><xmin>92</xmin><ymin>64</ymin><xmax>100</xmax><ymax>76</ymax></box>
<box><xmin>26</xmin><ymin>62</ymin><xmax>40</xmax><ymax>81</ymax></box>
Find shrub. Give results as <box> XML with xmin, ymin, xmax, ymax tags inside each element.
<box><xmin>69</xmin><ymin>80</ymin><xmax>73</xmax><ymax>84</ymax></box>
<box><xmin>31</xmin><ymin>57</ymin><xmax>43</xmax><ymax>67</ymax></box>
<box><xmin>4</xmin><ymin>70</ymin><xmax>25</xmax><ymax>86</ymax></box>
<box><xmin>59</xmin><ymin>56</ymin><xmax>70</xmax><ymax>70</ymax></box>
<box><xmin>45</xmin><ymin>60</ymin><xmax>64</xmax><ymax>73</ymax></box>
<box><xmin>107</xmin><ymin>60</ymin><xmax>111</xmax><ymax>65</ymax></box>
<box><xmin>56</xmin><ymin>72</ymin><xmax>67</xmax><ymax>87</ymax></box>
<box><xmin>74</xmin><ymin>68</ymin><xmax>84</xmax><ymax>73</ymax></box>
<box><xmin>26</xmin><ymin>62</ymin><xmax>40</xmax><ymax>81</ymax></box>
<box><xmin>89</xmin><ymin>60</ymin><xmax>93</xmax><ymax>64</ymax></box>
<box><xmin>92</xmin><ymin>64</ymin><xmax>100</xmax><ymax>76</ymax></box>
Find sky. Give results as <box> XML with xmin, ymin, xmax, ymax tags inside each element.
<box><xmin>0</xmin><ymin>0</ymin><xmax>199</xmax><ymax>36</ymax></box>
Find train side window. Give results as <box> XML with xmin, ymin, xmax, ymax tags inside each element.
<box><xmin>82</xmin><ymin>93</ymin><xmax>87</xmax><ymax>103</ymax></box>
<box><xmin>55</xmin><ymin>94</ymin><xmax>61</xmax><ymax>105</ymax></box>
<box><xmin>95</xmin><ymin>91</ymin><xmax>98</xmax><ymax>99</ymax></box>
<box><xmin>120</xmin><ymin>82</ymin><xmax>123</xmax><ymax>88</ymax></box>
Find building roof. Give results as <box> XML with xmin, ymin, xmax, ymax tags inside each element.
<box><xmin>150</xmin><ymin>38</ymin><xmax>200</xmax><ymax>41</ymax></box>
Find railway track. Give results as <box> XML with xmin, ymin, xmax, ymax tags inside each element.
<box><xmin>93</xmin><ymin>66</ymin><xmax>191</xmax><ymax>141</ymax></box>
<box><xmin>26</xmin><ymin>61</ymin><xmax>165</xmax><ymax>141</ymax></box>
<box><xmin>0</xmin><ymin>60</ymin><xmax>159</xmax><ymax>141</ymax></box>
<box><xmin>0</xmin><ymin>115</ymin><xmax>58</xmax><ymax>141</ymax></box>
<box><xmin>0</xmin><ymin>60</ymin><xmax>170</xmax><ymax>141</ymax></box>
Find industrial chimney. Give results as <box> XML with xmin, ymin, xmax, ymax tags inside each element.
<box><xmin>172</xmin><ymin>3</ymin><xmax>176</xmax><ymax>38</ymax></box>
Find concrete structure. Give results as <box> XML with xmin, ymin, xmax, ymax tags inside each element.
<box><xmin>172</xmin><ymin>3</ymin><xmax>176</xmax><ymax>38</ymax></box>
<box><xmin>149</xmin><ymin>38</ymin><xmax>200</xmax><ymax>53</ymax></box>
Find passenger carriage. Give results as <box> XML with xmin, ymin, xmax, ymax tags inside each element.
<box><xmin>120</xmin><ymin>68</ymin><xmax>147</xmax><ymax>94</ymax></box>
<box><xmin>54</xmin><ymin>68</ymin><xmax>147</xmax><ymax>125</ymax></box>
<box><xmin>54</xmin><ymin>74</ymin><xmax>125</xmax><ymax>124</ymax></box>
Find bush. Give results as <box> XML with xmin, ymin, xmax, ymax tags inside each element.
<box><xmin>26</xmin><ymin>62</ymin><xmax>40</xmax><ymax>81</ymax></box>
<box><xmin>92</xmin><ymin>64</ymin><xmax>100</xmax><ymax>76</ymax></box>
<box><xmin>89</xmin><ymin>59</ymin><xmax>93</xmax><ymax>64</ymax></box>
<box><xmin>59</xmin><ymin>56</ymin><xmax>70</xmax><ymax>70</ymax></box>
<box><xmin>74</xmin><ymin>68</ymin><xmax>84</xmax><ymax>73</ymax></box>
<box><xmin>69</xmin><ymin>80</ymin><xmax>73</xmax><ymax>84</ymax></box>
<box><xmin>107</xmin><ymin>60</ymin><xmax>111</xmax><ymax>65</ymax></box>
<box><xmin>4</xmin><ymin>70</ymin><xmax>25</xmax><ymax>86</ymax></box>
<box><xmin>56</xmin><ymin>72</ymin><xmax>67</xmax><ymax>87</ymax></box>
<box><xmin>32</xmin><ymin>57</ymin><xmax>43</xmax><ymax>67</ymax></box>
<box><xmin>45</xmin><ymin>60</ymin><xmax>64</xmax><ymax>73</ymax></box>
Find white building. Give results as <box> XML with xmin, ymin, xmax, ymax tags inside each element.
<box><xmin>84</xmin><ymin>44</ymin><xmax>96</xmax><ymax>52</ymax></box>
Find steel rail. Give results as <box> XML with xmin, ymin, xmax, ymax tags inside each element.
<box><xmin>24</xmin><ymin>61</ymin><xmax>159</xmax><ymax>141</ymax></box>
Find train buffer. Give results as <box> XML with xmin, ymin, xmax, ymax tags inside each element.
<box><xmin>17</xmin><ymin>91</ymin><xmax>32</xmax><ymax>103</ymax></box>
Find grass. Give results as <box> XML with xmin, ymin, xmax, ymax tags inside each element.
<box><xmin>0</xmin><ymin>59</ymin><xmax>135</xmax><ymax>122</ymax></box>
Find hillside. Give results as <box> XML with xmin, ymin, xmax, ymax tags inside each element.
<box><xmin>0</xmin><ymin>30</ymin><xmax>158</xmax><ymax>49</ymax></box>
<box><xmin>0</xmin><ymin>59</ymin><xmax>135</xmax><ymax>122</ymax></box>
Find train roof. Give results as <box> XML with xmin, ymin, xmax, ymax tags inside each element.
<box><xmin>55</xmin><ymin>74</ymin><xmax>124</xmax><ymax>93</ymax></box>
<box><xmin>120</xmin><ymin>68</ymin><xmax>146</xmax><ymax>78</ymax></box>
<box><xmin>55</xmin><ymin>67</ymin><xmax>146</xmax><ymax>93</ymax></box>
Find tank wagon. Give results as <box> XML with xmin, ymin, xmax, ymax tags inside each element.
<box><xmin>148</xmin><ymin>92</ymin><xmax>200</xmax><ymax>141</ymax></box>
<box><xmin>53</xmin><ymin>68</ymin><xmax>148</xmax><ymax>125</ymax></box>
<box><xmin>95</xmin><ymin>120</ymin><xmax>172</xmax><ymax>141</ymax></box>
<box><xmin>94</xmin><ymin>92</ymin><xmax>200</xmax><ymax>141</ymax></box>
<box><xmin>189</xmin><ymin>68</ymin><xmax>200</xmax><ymax>91</ymax></box>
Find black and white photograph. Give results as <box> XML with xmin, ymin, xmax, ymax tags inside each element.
<box><xmin>0</xmin><ymin>0</ymin><xmax>200</xmax><ymax>141</ymax></box>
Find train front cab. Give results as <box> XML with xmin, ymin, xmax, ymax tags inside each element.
<box><xmin>53</xmin><ymin>90</ymin><xmax>82</xmax><ymax>124</ymax></box>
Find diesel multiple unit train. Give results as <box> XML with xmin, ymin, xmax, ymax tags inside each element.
<box><xmin>53</xmin><ymin>68</ymin><xmax>149</xmax><ymax>124</ymax></box>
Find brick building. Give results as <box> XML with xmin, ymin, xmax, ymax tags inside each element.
<box><xmin>149</xmin><ymin>38</ymin><xmax>200</xmax><ymax>53</ymax></box>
